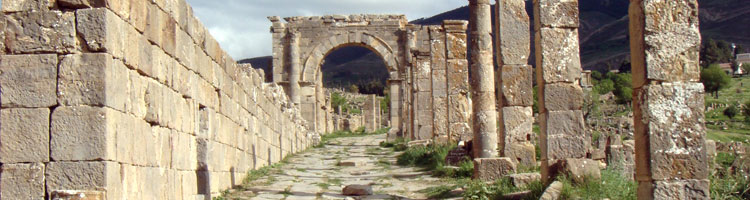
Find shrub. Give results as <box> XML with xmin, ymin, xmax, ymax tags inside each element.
<box><xmin>743</xmin><ymin>101</ymin><xmax>750</xmax><ymax>122</ymax></box>
<box><xmin>558</xmin><ymin>168</ymin><xmax>637</xmax><ymax>200</ymax></box>
<box><xmin>701</xmin><ymin>64</ymin><xmax>732</xmax><ymax>98</ymax></box>
<box><xmin>724</xmin><ymin>105</ymin><xmax>739</xmax><ymax>120</ymax></box>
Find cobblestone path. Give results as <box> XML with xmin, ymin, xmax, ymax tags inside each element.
<box><xmin>223</xmin><ymin>134</ymin><xmax>457</xmax><ymax>200</ymax></box>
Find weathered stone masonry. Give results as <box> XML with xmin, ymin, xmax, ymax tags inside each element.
<box><xmin>270</xmin><ymin>16</ymin><xmax>471</xmax><ymax>142</ymax></box>
<box><xmin>630</xmin><ymin>0</ymin><xmax>709</xmax><ymax>199</ymax></box>
<box><xmin>0</xmin><ymin>0</ymin><xmax>315</xmax><ymax>199</ymax></box>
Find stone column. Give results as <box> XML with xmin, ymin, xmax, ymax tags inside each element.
<box><xmin>289</xmin><ymin>31</ymin><xmax>301</xmax><ymax>105</ymax></box>
<box><xmin>444</xmin><ymin>20</ymin><xmax>471</xmax><ymax>142</ymax></box>
<box><xmin>364</xmin><ymin>95</ymin><xmax>378</xmax><ymax>133</ymax></box>
<box><xmin>534</xmin><ymin>0</ymin><xmax>590</xmax><ymax>183</ymax></box>
<box><xmin>629</xmin><ymin>0</ymin><xmax>709</xmax><ymax>198</ymax></box>
<box><xmin>469</xmin><ymin>0</ymin><xmax>499</xmax><ymax>158</ymax></box>
<box><xmin>496</xmin><ymin>0</ymin><xmax>536</xmax><ymax>167</ymax></box>
<box><xmin>388</xmin><ymin>80</ymin><xmax>402</xmax><ymax>138</ymax></box>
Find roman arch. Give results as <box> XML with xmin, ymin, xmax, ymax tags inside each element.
<box><xmin>269</xmin><ymin>15</ymin><xmax>473</xmax><ymax>141</ymax></box>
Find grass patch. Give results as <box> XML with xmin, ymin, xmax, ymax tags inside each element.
<box><xmin>420</xmin><ymin>185</ymin><xmax>461</xmax><ymax>199</ymax></box>
<box><xmin>711</xmin><ymin>173</ymin><xmax>750</xmax><ymax>200</ymax></box>
<box><xmin>557</xmin><ymin>168</ymin><xmax>637</xmax><ymax>200</ymax></box>
<box><xmin>327</xmin><ymin>178</ymin><xmax>343</xmax><ymax>186</ymax></box>
<box><xmin>462</xmin><ymin>177</ymin><xmax>545</xmax><ymax>200</ymax></box>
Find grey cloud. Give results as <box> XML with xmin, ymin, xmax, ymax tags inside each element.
<box><xmin>185</xmin><ymin>0</ymin><xmax>465</xmax><ymax>59</ymax></box>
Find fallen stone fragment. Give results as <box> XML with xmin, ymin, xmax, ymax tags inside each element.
<box><xmin>342</xmin><ymin>184</ymin><xmax>373</xmax><ymax>196</ymax></box>
<box><xmin>540</xmin><ymin>181</ymin><xmax>563</xmax><ymax>200</ymax></box>
<box><xmin>508</xmin><ymin>173</ymin><xmax>541</xmax><ymax>188</ymax></box>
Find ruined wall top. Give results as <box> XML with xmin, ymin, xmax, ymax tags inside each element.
<box><xmin>268</xmin><ymin>14</ymin><xmax>409</xmax><ymax>28</ymax></box>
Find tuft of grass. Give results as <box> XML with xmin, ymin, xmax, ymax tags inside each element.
<box><xmin>327</xmin><ymin>178</ymin><xmax>343</xmax><ymax>186</ymax></box>
<box><xmin>242</xmin><ymin>163</ymin><xmax>283</xmax><ymax>185</ymax></box>
<box><xmin>380</xmin><ymin>137</ymin><xmax>408</xmax><ymax>151</ymax></box>
<box><xmin>316</xmin><ymin>182</ymin><xmax>331</xmax><ymax>190</ymax></box>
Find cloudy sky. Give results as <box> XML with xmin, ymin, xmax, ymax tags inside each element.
<box><xmin>184</xmin><ymin>0</ymin><xmax>467</xmax><ymax>60</ymax></box>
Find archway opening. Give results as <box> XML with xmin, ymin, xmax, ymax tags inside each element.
<box><xmin>321</xmin><ymin>45</ymin><xmax>390</xmax><ymax>96</ymax></box>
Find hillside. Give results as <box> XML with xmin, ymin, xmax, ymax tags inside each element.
<box><xmin>242</xmin><ymin>0</ymin><xmax>750</xmax><ymax>85</ymax></box>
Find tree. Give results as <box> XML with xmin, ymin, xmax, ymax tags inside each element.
<box><xmin>724</xmin><ymin>105</ymin><xmax>738</xmax><ymax>120</ymax></box>
<box><xmin>743</xmin><ymin>63</ymin><xmax>750</xmax><ymax>76</ymax></box>
<box><xmin>612</xmin><ymin>73</ymin><xmax>633</xmax><ymax>104</ymax></box>
<box><xmin>743</xmin><ymin>101</ymin><xmax>750</xmax><ymax>122</ymax></box>
<box><xmin>591</xmin><ymin>70</ymin><xmax>603</xmax><ymax>81</ymax></box>
<box><xmin>594</xmin><ymin>79</ymin><xmax>615</xmax><ymax>95</ymax></box>
<box><xmin>700</xmin><ymin>64</ymin><xmax>732</xmax><ymax>98</ymax></box>
<box><xmin>348</xmin><ymin>84</ymin><xmax>359</xmax><ymax>93</ymax></box>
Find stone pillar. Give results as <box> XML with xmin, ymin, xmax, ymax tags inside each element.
<box><xmin>389</xmin><ymin>80</ymin><xmax>402</xmax><ymax>135</ymax></box>
<box><xmin>629</xmin><ymin>0</ymin><xmax>709</xmax><ymax>198</ymax></box>
<box><xmin>496</xmin><ymin>0</ymin><xmax>536</xmax><ymax>167</ymax></box>
<box><xmin>469</xmin><ymin>0</ymin><xmax>499</xmax><ymax>158</ymax></box>
<box><xmin>429</xmin><ymin>26</ymin><xmax>449</xmax><ymax>142</ymax></box>
<box><xmin>534</xmin><ymin>0</ymin><xmax>590</xmax><ymax>183</ymax></box>
<box><xmin>364</xmin><ymin>95</ymin><xmax>378</xmax><ymax>133</ymax></box>
<box><xmin>444</xmin><ymin>20</ymin><xmax>471</xmax><ymax>142</ymax></box>
<box><xmin>269</xmin><ymin>16</ymin><xmax>286</xmax><ymax>83</ymax></box>
<box><xmin>289</xmin><ymin>31</ymin><xmax>301</xmax><ymax>105</ymax></box>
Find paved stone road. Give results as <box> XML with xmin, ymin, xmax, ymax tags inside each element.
<box><xmin>224</xmin><ymin>134</ymin><xmax>457</xmax><ymax>200</ymax></box>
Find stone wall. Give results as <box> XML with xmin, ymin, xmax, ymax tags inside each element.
<box><xmin>0</xmin><ymin>0</ymin><xmax>315</xmax><ymax>199</ymax></box>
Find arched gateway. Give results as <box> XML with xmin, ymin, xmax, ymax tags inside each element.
<box><xmin>269</xmin><ymin>15</ymin><xmax>472</xmax><ymax>141</ymax></box>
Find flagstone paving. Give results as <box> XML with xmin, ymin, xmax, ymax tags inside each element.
<box><xmin>223</xmin><ymin>134</ymin><xmax>459</xmax><ymax>200</ymax></box>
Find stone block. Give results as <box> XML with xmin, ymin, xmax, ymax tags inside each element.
<box><xmin>533</xmin><ymin>0</ymin><xmax>579</xmax><ymax>28</ymax></box>
<box><xmin>543</xmin><ymin>135</ymin><xmax>589</xmax><ymax>161</ymax></box>
<box><xmin>4</xmin><ymin>10</ymin><xmax>76</xmax><ymax>53</ymax></box>
<box><xmin>50</xmin><ymin>106</ymin><xmax>117</xmax><ymax>161</ymax></box>
<box><xmin>542</xmin><ymin>83</ymin><xmax>583</xmax><ymax>111</ymax></box>
<box><xmin>497</xmin><ymin>65</ymin><xmax>533</xmax><ymax>106</ymax></box>
<box><xmin>0</xmin><ymin>108</ymin><xmax>50</xmax><ymax>163</ymax></box>
<box><xmin>542</xmin><ymin>110</ymin><xmax>586</xmax><ymax>137</ymax></box>
<box><xmin>46</xmin><ymin>161</ymin><xmax>122</xmax><ymax>200</ymax></box>
<box><xmin>0</xmin><ymin>54</ymin><xmax>58</xmax><ymax>108</ymax></box>
<box><xmin>76</xmin><ymin>8</ymin><xmax>124</xmax><ymax>55</ymax></box>
<box><xmin>128</xmin><ymin>0</ymin><xmax>148</xmax><ymax>32</ymax></box>
<box><xmin>535</xmin><ymin>27</ymin><xmax>581</xmax><ymax>83</ymax></box>
<box><xmin>630</xmin><ymin>0</ymin><xmax>701</xmax><ymax>87</ymax></box>
<box><xmin>496</xmin><ymin>0</ymin><xmax>531</xmax><ymax>65</ymax></box>
<box><xmin>504</xmin><ymin>143</ymin><xmax>537</xmax><ymax>167</ymax></box>
<box><xmin>50</xmin><ymin>190</ymin><xmax>106</xmax><ymax>200</ymax></box>
<box><xmin>473</xmin><ymin>157</ymin><xmax>516</xmax><ymax>181</ymax></box>
<box><xmin>499</xmin><ymin>106</ymin><xmax>534</xmax><ymax>144</ymax></box>
<box><xmin>639</xmin><ymin>179</ymin><xmax>710</xmax><ymax>200</ymax></box>
<box><xmin>2</xmin><ymin>0</ymin><xmax>55</xmax><ymax>12</ymax></box>
<box><xmin>635</xmin><ymin>82</ymin><xmax>707</xmax><ymax>180</ymax></box>
<box><xmin>446</xmin><ymin>33</ymin><xmax>467</xmax><ymax>59</ymax></box>
<box><xmin>58</xmin><ymin>53</ymin><xmax>130</xmax><ymax>113</ymax></box>
<box><xmin>0</xmin><ymin>163</ymin><xmax>45</xmax><ymax>199</ymax></box>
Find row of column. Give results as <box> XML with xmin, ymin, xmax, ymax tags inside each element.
<box><xmin>467</xmin><ymin>0</ymin><xmax>708</xmax><ymax>198</ymax></box>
